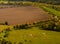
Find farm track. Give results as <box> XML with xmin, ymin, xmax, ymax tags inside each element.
<box><xmin>0</xmin><ymin>6</ymin><xmax>51</xmax><ymax>25</ymax></box>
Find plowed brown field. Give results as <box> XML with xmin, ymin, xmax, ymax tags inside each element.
<box><xmin>0</xmin><ymin>6</ymin><xmax>51</xmax><ymax>25</ymax></box>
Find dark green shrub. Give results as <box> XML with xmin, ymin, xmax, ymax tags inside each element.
<box><xmin>18</xmin><ymin>42</ymin><xmax>23</xmax><ymax>44</ymax></box>
<box><xmin>4</xmin><ymin>32</ymin><xmax>9</xmax><ymax>38</ymax></box>
<box><xmin>19</xmin><ymin>24</ymin><xmax>29</xmax><ymax>29</ymax></box>
<box><xmin>13</xmin><ymin>26</ymin><xmax>16</xmax><ymax>29</ymax></box>
<box><xmin>5</xmin><ymin>28</ymin><xmax>11</xmax><ymax>32</ymax></box>
<box><xmin>33</xmin><ymin>22</ymin><xmax>36</xmax><ymax>25</ymax></box>
<box><xmin>24</xmin><ymin>40</ymin><xmax>27</xmax><ymax>42</ymax></box>
<box><xmin>6</xmin><ymin>41</ymin><xmax>12</xmax><ymax>44</ymax></box>
<box><xmin>1</xmin><ymin>39</ymin><xmax>12</xmax><ymax>44</ymax></box>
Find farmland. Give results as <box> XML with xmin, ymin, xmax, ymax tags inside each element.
<box><xmin>0</xmin><ymin>6</ymin><xmax>51</xmax><ymax>25</ymax></box>
<box><xmin>0</xmin><ymin>1</ymin><xmax>60</xmax><ymax>44</ymax></box>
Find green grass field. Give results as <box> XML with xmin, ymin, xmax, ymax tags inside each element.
<box><xmin>0</xmin><ymin>25</ymin><xmax>60</xmax><ymax>44</ymax></box>
<box><xmin>42</xmin><ymin>6</ymin><xmax>60</xmax><ymax>16</ymax></box>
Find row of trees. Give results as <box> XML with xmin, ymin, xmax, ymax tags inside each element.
<box><xmin>13</xmin><ymin>24</ymin><xmax>32</xmax><ymax>30</ymax></box>
<box><xmin>0</xmin><ymin>21</ymin><xmax>8</xmax><ymax>25</ymax></box>
<box><xmin>0</xmin><ymin>0</ymin><xmax>60</xmax><ymax>5</ymax></box>
<box><xmin>34</xmin><ymin>15</ymin><xmax>60</xmax><ymax>32</ymax></box>
<box><xmin>13</xmin><ymin>15</ymin><xmax>60</xmax><ymax>32</ymax></box>
<box><xmin>0</xmin><ymin>2</ymin><xmax>33</xmax><ymax>7</ymax></box>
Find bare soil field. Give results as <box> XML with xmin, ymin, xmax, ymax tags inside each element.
<box><xmin>0</xmin><ymin>6</ymin><xmax>51</xmax><ymax>25</ymax></box>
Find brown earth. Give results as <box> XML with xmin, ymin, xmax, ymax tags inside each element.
<box><xmin>0</xmin><ymin>6</ymin><xmax>51</xmax><ymax>25</ymax></box>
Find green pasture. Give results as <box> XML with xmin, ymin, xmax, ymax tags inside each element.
<box><xmin>40</xmin><ymin>6</ymin><xmax>60</xmax><ymax>16</ymax></box>
<box><xmin>0</xmin><ymin>25</ymin><xmax>60</xmax><ymax>44</ymax></box>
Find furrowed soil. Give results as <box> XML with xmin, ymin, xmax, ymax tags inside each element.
<box><xmin>0</xmin><ymin>6</ymin><xmax>51</xmax><ymax>25</ymax></box>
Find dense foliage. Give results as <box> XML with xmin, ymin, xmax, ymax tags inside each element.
<box><xmin>33</xmin><ymin>15</ymin><xmax>60</xmax><ymax>32</ymax></box>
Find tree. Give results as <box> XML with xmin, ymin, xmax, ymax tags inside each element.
<box><xmin>5</xmin><ymin>21</ymin><xmax>8</xmax><ymax>25</ymax></box>
<box><xmin>13</xmin><ymin>26</ymin><xmax>15</xmax><ymax>29</ymax></box>
<box><xmin>15</xmin><ymin>25</ymin><xmax>19</xmax><ymax>29</ymax></box>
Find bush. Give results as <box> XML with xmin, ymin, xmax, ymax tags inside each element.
<box><xmin>1</xmin><ymin>39</ymin><xmax>12</xmax><ymax>44</ymax></box>
<box><xmin>19</xmin><ymin>42</ymin><xmax>23</xmax><ymax>44</ymax></box>
<box><xmin>5</xmin><ymin>28</ymin><xmax>11</xmax><ymax>32</ymax></box>
<box><xmin>19</xmin><ymin>24</ymin><xmax>29</xmax><ymax>29</ymax></box>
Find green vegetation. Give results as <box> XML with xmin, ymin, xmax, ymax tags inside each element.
<box><xmin>0</xmin><ymin>26</ymin><xmax>60</xmax><ymax>44</ymax></box>
<box><xmin>41</xmin><ymin>6</ymin><xmax>60</xmax><ymax>16</ymax></box>
<box><xmin>45</xmin><ymin>5</ymin><xmax>60</xmax><ymax>11</ymax></box>
<box><xmin>0</xmin><ymin>39</ymin><xmax>12</xmax><ymax>44</ymax></box>
<box><xmin>0</xmin><ymin>0</ymin><xmax>60</xmax><ymax>5</ymax></box>
<box><xmin>13</xmin><ymin>24</ymin><xmax>32</xmax><ymax>30</ymax></box>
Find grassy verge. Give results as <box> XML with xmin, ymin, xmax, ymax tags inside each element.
<box><xmin>40</xmin><ymin>6</ymin><xmax>60</xmax><ymax>16</ymax></box>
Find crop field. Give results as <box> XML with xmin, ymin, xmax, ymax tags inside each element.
<box><xmin>0</xmin><ymin>6</ymin><xmax>51</xmax><ymax>25</ymax></box>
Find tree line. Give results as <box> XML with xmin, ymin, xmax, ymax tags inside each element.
<box><xmin>0</xmin><ymin>0</ymin><xmax>60</xmax><ymax>5</ymax></box>
<box><xmin>0</xmin><ymin>21</ymin><xmax>8</xmax><ymax>25</ymax></box>
<box><xmin>13</xmin><ymin>15</ymin><xmax>60</xmax><ymax>32</ymax></box>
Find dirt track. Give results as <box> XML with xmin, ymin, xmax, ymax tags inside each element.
<box><xmin>0</xmin><ymin>6</ymin><xmax>51</xmax><ymax>25</ymax></box>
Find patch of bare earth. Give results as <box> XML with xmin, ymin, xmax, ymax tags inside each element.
<box><xmin>0</xmin><ymin>6</ymin><xmax>51</xmax><ymax>25</ymax></box>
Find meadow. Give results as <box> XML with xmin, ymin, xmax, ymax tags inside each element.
<box><xmin>0</xmin><ymin>26</ymin><xmax>60</xmax><ymax>44</ymax></box>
